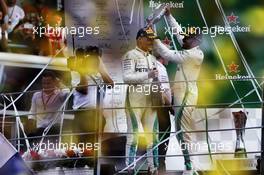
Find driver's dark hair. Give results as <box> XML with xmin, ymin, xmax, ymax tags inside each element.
<box><xmin>75</xmin><ymin>46</ymin><xmax>102</xmax><ymax>57</ymax></box>
<box><xmin>42</xmin><ymin>71</ymin><xmax>56</xmax><ymax>80</ymax></box>
<box><xmin>75</xmin><ymin>48</ymin><xmax>85</xmax><ymax>57</ymax></box>
<box><xmin>85</xmin><ymin>46</ymin><xmax>102</xmax><ymax>57</ymax></box>
<box><xmin>182</xmin><ymin>33</ymin><xmax>203</xmax><ymax>49</ymax></box>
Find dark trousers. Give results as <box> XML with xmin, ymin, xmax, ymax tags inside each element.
<box><xmin>157</xmin><ymin>107</ymin><xmax>171</xmax><ymax>171</ymax></box>
<box><xmin>73</xmin><ymin>110</ymin><xmax>98</xmax><ymax>144</ymax></box>
<box><xmin>72</xmin><ymin>109</ymin><xmax>99</xmax><ymax>168</ymax></box>
<box><xmin>27</xmin><ymin>124</ymin><xmax>60</xmax><ymax>151</ymax></box>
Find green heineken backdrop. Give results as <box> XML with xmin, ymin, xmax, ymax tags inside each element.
<box><xmin>144</xmin><ymin>0</ymin><xmax>264</xmax><ymax>107</ymax></box>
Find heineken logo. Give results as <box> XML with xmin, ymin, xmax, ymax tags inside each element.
<box><xmin>215</xmin><ymin>62</ymin><xmax>250</xmax><ymax>81</ymax></box>
<box><xmin>227</xmin><ymin>62</ymin><xmax>240</xmax><ymax>74</ymax></box>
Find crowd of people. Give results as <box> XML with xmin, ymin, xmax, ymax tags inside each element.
<box><xmin>19</xmin><ymin>7</ymin><xmax>204</xmax><ymax>175</ymax></box>
<box><xmin>0</xmin><ymin>1</ymin><xmax>205</xmax><ymax>174</ymax></box>
<box><xmin>0</xmin><ymin>0</ymin><xmax>65</xmax><ymax>56</ymax></box>
<box><xmin>0</xmin><ymin>0</ymin><xmax>261</xmax><ymax>174</ymax></box>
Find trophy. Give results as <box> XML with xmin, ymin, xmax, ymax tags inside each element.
<box><xmin>232</xmin><ymin>111</ymin><xmax>248</xmax><ymax>158</ymax></box>
<box><xmin>146</xmin><ymin>4</ymin><xmax>167</xmax><ymax>27</ymax></box>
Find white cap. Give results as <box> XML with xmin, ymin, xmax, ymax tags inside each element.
<box><xmin>23</xmin><ymin>22</ymin><xmax>34</xmax><ymax>29</ymax></box>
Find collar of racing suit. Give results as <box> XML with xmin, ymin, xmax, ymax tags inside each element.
<box><xmin>135</xmin><ymin>46</ymin><xmax>149</xmax><ymax>57</ymax></box>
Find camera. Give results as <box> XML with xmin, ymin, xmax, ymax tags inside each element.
<box><xmin>67</xmin><ymin>46</ymin><xmax>101</xmax><ymax>75</ymax></box>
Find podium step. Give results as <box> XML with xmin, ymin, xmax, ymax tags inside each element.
<box><xmin>35</xmin><ymin>168</ymin><xmax>260</xmax><ymax>175</ymax></box>
<box><xmin>118</xmin><ymin>170</ymin><xmax>259</xmax><ymax>175</ymax></box>
<box><xmin>215</xmin><ymin>158</ymin><xmax>257</xmax><ymax>171</ymax></box>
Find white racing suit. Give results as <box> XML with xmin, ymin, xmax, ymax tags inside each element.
<box><xmin>154</xmin><ymin>14</ymin><xmax>204</xmax><ymax>171</ymax></box>
<box><xmin>122</xmin><ymin>47</ymin><xmax>159</xmax><ymax>171</ymax></box>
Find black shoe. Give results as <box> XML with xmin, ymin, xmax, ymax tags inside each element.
<box><xmin>158</xmin><ymin>161</ymin><xmax>166</xmax><ymax>174</ymax></box>
<box><xmin>127</xmin><ymin>168</ymin><xmax>135</xmax><ymax>175</ymax></box>
<box><xmin>148</xmin><ymin>167</ymin><xmax>158</xmax><ymax>175</ymax></box>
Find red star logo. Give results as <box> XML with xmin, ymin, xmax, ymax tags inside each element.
<box><xmin>227</xmin><ymin>12</ymin><xmax>239</xmax><ymax>24</ymax></box>
<box><xmin>228</xmin><ymin>62</ymin><xmax>240</xmax><ymax>73</ymax></box>
<box><xmin>162</xmin><ymin>37</ymin><xmax>171</xmax><ymax>46</ymax></box>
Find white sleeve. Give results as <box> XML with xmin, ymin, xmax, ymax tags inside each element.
<box><xmin>158</xmin><ymin>65</ymin><xmax>172</xmax><ymax>104</ymax></box>
<box><xmin>4</xmin><ymin>14</ymin><xmax>17</xmax><ymax>33</ymax></box>
<box><xmin>161</xmin><ymin>81</ymin><xmax>172</xmax><ymax>105</ymax></box>
<box><xmin>162</xmin><ymin>75</ymin><xmax>171</xmax><ymax>103</ymax></box>
<box><xmin>18</xmin><ymin>6</ymin><xmax>25</xmax><ymax>20</ymax></box>
<box><xmin>166</xmin><ymin>14</ymin><xmax>184</xmax><ymax>46</ymax></box>
<box><xmin>163</xmin><ymin>88</ymin><xmax>172</xmax><ymax>105</ymax></box>
<box><xmin>154</xmin><ymin>40</ymin><xmax>190</xmax><ymax>64</ymax></box>
<box><xmin>61</xmin><ymin>27</ymin><xmax>66</xmax><ymax>43</ymax></box>
<box><xmin>72</xmin><ymin>90</ymin><xmax>86</xmax><ymax>110</ymax></box>
<box><xmin>59</xmin><ymin>90</ymin><xmax>69</xmax><ymax>102</ymax></box>
<box><xmin>28</xmin><ymin>93</ymin><xmax>37</xmax><ymax>120</ymax></box>
<box><xmin>122</xmin><ymin>52</ymin><xmax>149</xmax><ymax>83</ymax></box>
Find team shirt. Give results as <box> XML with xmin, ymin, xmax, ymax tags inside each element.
<box><xmin>29</xmin><ymin>89</ymin><xmax>68</xmax><ymax>128</ymax></box>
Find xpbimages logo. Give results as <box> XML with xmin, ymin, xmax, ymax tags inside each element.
<box><xmin>165</xmin><ymin>141</ymin><xmax>233</xmax><ymax>153</ymax></box>
<box><xmin>33</xmin><ymin>140</ymin><xmax>100</xmax><ymax>153</ymax></box>
<box><xmin>97</xmin><ymin>82</ymin><xmax>166</xmax><ymax>96</ymax></box>
<box><xmin>164</xmin><ymin>12</ymin><xmax>250</xmax><ymax>37</ymax></box>
<box><xmin>33</xmin><ymin>25</ymin><xmax>100</xmax><ymax>38</ymax></box>
<box><xmin>164</xmin><ymin>24</ymin><xmax>250</xmax><ymax>38</ymax></box>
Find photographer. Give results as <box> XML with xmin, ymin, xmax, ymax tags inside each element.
<box><xmin>11</xmin><ymin>22</ymin><xmax>41</xmax><ymax>55</ymax></box>
<box><xmin>44</xmin><ymin>11</ymin><xmax>66</xmax><ymax>57</ymax></box>
<box><xmin>22</xmin><ymin>0</ymin><xmax>50</xmax><ymax>27</ymax></box>
<box><xmin>4</xmin><ymin>0</ymin><xmax>25</xmax><ymax>34</ymax></box>
<box><xmin>0</xmin><ymin>0</ymin><xmax>8</xmax><ymax>51</ymax></box>
<box><xmin>70</xmin><ymin>46</ymin><xmax>113</xmax><ymax>169</ymax></box>
<box><xmin>27</xmin><ymin>71</ymin><xmax>68</xmax><ymax>151</ymax></box>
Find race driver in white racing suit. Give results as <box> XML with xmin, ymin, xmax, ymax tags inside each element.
<box><xmin>122</xmin><ymin>27</ymin><xmax>159</xmax><ymax>175</ymax></box>
<box><xmin>153</xmin><ymin>7</ymin><xmax>204</xmax><ymax>175</ymax></box>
